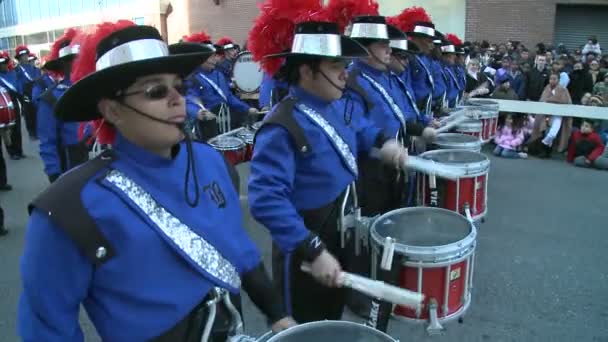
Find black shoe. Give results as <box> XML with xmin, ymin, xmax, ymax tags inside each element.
<box><xmin>0</xmin><ymin>227</ymin><xmax>8</xmax><ymax>236</ymax></box>
<box><xmin>0</xmin><ymin>184</ymin><xmax>13</xmax><ymax>191</ymax></box>
<box><xmin>539</xmin><ymin>144</ymin><xmax>552</xmax><ymax>159</ymax></box>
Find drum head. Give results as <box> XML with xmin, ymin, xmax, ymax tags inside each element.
<box><xmin>422</xmin><ymin>149</ymin><xmax>487</xmax><ymax>164</ymax></box>
<box><xmin>208</xmin><ymin>136</ymin><xmax>244</xmax><ymax>149</ymax></box>
<box><xmin>435</xmin><ymin>133</ymin><xmax>479</xmax><ymax>144</ymax></box>
<box><xmin>232</xmin><ymin>51</ymin><xmax>264</xmax><ymax>93</ymax></box>
<box><xmin>252</xmin><ymin>121</ymin><xmax>263</xmax><ymax>130</ymax></box>
<box><xmin>267</xmin><ymin>321</ymin><xmax>395</xmax><ymax>342</ymax></box>
<box><xmin>373</xmin><ymin>207</ymin><xmax>471</xmax><ymax>247</ymax></box>
<box><xmin>236</xmin><ymin>129</ymin><xmax>254</xmax><ymax>142</ymax></box>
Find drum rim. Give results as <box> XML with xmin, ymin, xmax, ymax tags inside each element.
<box><xmin>265</xmin><ymin>320</ymin><xmax>397</xmax><ymax>342</ymax></box>
<box><xmin>419</xmin><ymin>148</ymin><xmax>490</xmax><ymax>175</ymax></box>
<box><xmin>455</xmin><ymin>120</ymin><xmax>483</xmax><ymax>130</ymax></box>
<box><xmin>477</xmin><ymin>110</ymin><xmax>499</xmax><ymax>119</ymax></box>
<box><xmin>434</xmin><ymin>133</ymin><xmax>482</xmax><ymax>149</ymax></box>
<box><xmin>208</xmin><ymin>136</ymin><xmax>246</xmax><ymax>150</ymax></box>
<box><xmin>232</xmin><ymin>50</ymin><xmax>263</xmax><ymax>94</ymax></box>
<box><xmin>370</xmin><ymin>207</ymin><xmax>477</xmax><ymax>261</ymax></box>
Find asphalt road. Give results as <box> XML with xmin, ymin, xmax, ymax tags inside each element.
<box><xmin>0</xmin><ymin>135</ymin><xmax>607</xmax><ymax>342</ymax></box>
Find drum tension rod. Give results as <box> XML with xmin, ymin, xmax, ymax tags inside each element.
<box><xmin>426</xmin><ymin>298</ymin><xmax>446</xmax><ymax>336</ymax></box>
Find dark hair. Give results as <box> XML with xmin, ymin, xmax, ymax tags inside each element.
<box><xmin>581</xmin><ymin>118</ymin><xmax>597</xmax><ymax>127</ymax></box>
<box><xmin>498</xmin><ymin>112</ymin><xmax>525</xmax><ymax>133</ymax></box>
<box><xmin>274</xmin><ymin>56</ymin><xmax>323</xmax><ymax>85</ymax></box>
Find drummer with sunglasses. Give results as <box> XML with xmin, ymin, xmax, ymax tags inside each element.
<box><xmin>18</xmin><ymin>22</ymin><xmax>294</xmax><ymax>341</ymax></box>
<box><xmin>248</xmin><ymin>17</ymin><xmax>409</xmax><ymax>323</ymax></box>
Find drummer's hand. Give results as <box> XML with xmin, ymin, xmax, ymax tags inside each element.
<box><xmin>431</xmin><ymin>118</ymin><xmax>442</xmax><ymax>128</ymax></box>
<box><xmin>197</xmin><ymin>109</ymin><xmax>216</xmax><ymax>120</ymax></box>
<box><xmin>380</xmin><ymin>140</ymin><xmax>408</xmax><ymax>169</ymax></box>
<box><xmin>422</xmin><ymin>127</ymin><xmax>437</xmax><ymax>141</ymax></box>
<box><xmin>271</xmin><ymin>317</ymin><xmax>297</xmax><ymax>333</ymax></box>
<box><xmin>261</xmin><ymin>106</ymin><xmax>270</xmax><ymax>112</ymax></box>
<box><xmin>248</xmin><ymin>107</ymin><xmax>259</xmax><ymax>115</ymax></box>
<box><xmin>310</xmin><ymin>250</ymin><xmax>342</xmax><ymax>287</ymax></box>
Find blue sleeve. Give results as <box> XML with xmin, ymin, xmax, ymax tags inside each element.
<box><xmin>346</xmin><ymin>93</ymin><xmax>383</xmax><ymax>153</ymax></box>
<box><xmin>31</xmin><ymin>83</ymin><xmax>43</xmax><ymax>106</ymax></box>
<box><xmin>258</xmin><ymin>74</ymin><xmax>273</xmax><ymax>108</ymax></box>
<box><xmin>516</xmin><ymin>77</ymin><xmax>526</xmax><ymax>100</ymax></box>
<box><xmin>247</xmin><ymin>125</ymin><xmax>310</xmax><ymax>254</ymax></box>
<box><xmin>37</xmin><ymin>98</ymin><xmax>61</xmax><ymax>176</ymax></box>
<box><xmin>185</xmin><ymin>80</ymin><xmax>202</xmax><ymax>120</ymax></box>
<box><xmin>18</xmin><ymin>210</ymin><xmax>92</xmax><ymax>342</ymax></box>
<box><xmin>225</xmin><ymin>75</ymin><xmax>251</xmax><ymax>113</ymax></box>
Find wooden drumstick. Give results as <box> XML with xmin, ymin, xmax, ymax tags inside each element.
<box><xmin>300</xmin><ymin>264</ymin><xmax>424</xmax><ymax>309</ymax></box>
<box><xmin>435</xmin><ymin>115</ymin><xmax>471</xmax><ymax>134</ymax></box>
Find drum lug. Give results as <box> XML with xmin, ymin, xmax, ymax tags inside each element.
<box><xmin>426</xmin><ymin>298</ymin><xmax>445</xmax><ymax>336</ymax></box>
<box><xmin>354</xmin><ymin>211</ymin><xmax>373</xmax><ymax>256</ymax></box>
<box><xmin>464</xmin><ymin>203</ymin><xmax>474</xmax><ymax>224</ymax></box>
<box><xmin>380</xmin><ymin>237</ymin><xmax>396</xmax><ymax>271</ymax></box>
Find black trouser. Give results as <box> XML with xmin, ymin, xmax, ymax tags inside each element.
<box><xmin>272</xmin><ymin>194</ymin><xmax>348</xmax><ymax>323</ymax></box>
<box><xmin>344</xmin><ymin>157</ymin><xmax>407</xmax><ymax>332</ymax></box>
<box><xmin>0</xmin><ymin>136</ymin><xmax>7</xmax><ymax>186</ymax></box>
<box><xmin>153</xmin><ymin>292</ymin><xmax>243</xmax><ymax>342</ymax></box>
<box><xmin>22</xmin><ymin>98</ymin><xmax>37</xmax><ymax>138</ymax></box>
<box><xmin>53</xmin><ymin>143</ymin><xmax>89</xmax><ymax>181</ymax></box>
<box><xmin>7</xmin><ymin>101</ymin><xmax>23</xmax><ymax>157</ymax></box>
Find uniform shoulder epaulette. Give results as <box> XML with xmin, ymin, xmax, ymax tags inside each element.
<box><xmin>255</xmin><ymin>97</ymin><xmax>311</xmax><ymax>155</ymax></box>
<box><xmin>346</xmin><ymin>67</ymin><xmax>375</xmax><ymax>113</ymax></box>
<box><xmin>29</xmin><ymin>150</ymin><xmax>117</xmax><ymax>266</ymax></box>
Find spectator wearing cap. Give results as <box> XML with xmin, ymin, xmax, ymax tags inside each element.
<box><xmin>491</xmin><ymin>73</ymin><xmax>518</xmax><ymax>101</ymax></box>
<box><xmin>582</xmin><ymin>36</ymin><xmax>602</xmax><ymax>63</ymax></box>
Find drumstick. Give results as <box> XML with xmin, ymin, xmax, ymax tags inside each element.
<box><xmin>407</xmin><ymin>156</ymin><xmax>464</xmax><ymax>179</ymax></box>
<box><xmin>300</xmin><ymin>264</ymin><xmax>424</xmax><ymax>309</ymax></box>
<box><xmin>435</xmin><ymin>115</ymin><xmax>471</xmax><ymax>134</ymax></box>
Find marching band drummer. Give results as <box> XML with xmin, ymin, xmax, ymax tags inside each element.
<box><xmin>0</xmin><ymin>50</ymin><xmax>25</xmax><ymax>160</ymax></box>
<box><xmin>18</xmin><ymin>21</ymin><xmax>294</xmax><ymax>341</ymax></box>
<box><xmin>248</xmin><ymin>15</ymin><xmax>409</xmax><ymax>323</ymax></box>
<box><xmin>215</xmin><ymin>36</ymin><xmax>240</xmax><ymax>81</ymax></box>
<box><xmin>440</xmin><ymin>37</ymin><xmax>461</xmax><ymax>109</ymax></box>
<box><xmin>14</xmin><ymin>45</ymin><xmax>41</xmax><ymax>140</ymax></box>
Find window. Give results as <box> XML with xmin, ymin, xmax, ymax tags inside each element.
<box><xmin>25</xmin><ymin>31</ymin><xmax>49</xmax><ymax>45</ymax></box>
<box><xmin>133</xmin><ymin>16</ymin><xmax>144</xmax><ymax>25</ymax></box>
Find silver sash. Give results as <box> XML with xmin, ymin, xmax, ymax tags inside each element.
<box><xmin>0</xmin><ymin>75</ymin><xmax>18</xmax><ymax>93</ymax></box>
<box><xmin>105</xmin><ymin>169</ymin><xmax>241</xmax><ymax>289</ymax></box>
<box><xmin>18</xmin><ymin>65</ymin><xmax>33</xmax><ymax>82</ymax></box>
<box><xmin>199</xmin><ymin>73</ymin><xmax>228</xmax><ymax>102</ymax></box>
<box><xmin>296</xmin><ymin>103</ymin><xmax>358</xmax><ymax>177</ymax></box>
<box><xmin>394</xmin><ymin>74</ymin><xmax>421</xmax><ymax>118</ymax></box>
<box><xmin>361</xmin><ymin>72</ymin><xmax>406</xmax><ymax>133</ymax></box>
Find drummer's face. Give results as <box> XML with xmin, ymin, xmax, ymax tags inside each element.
<box><xmin>304</xmin><ymin>59</ymin><xmax>347</xmax><ymax>101</ymax></box>
<box><xmin>389</xmin><ymin>55</ymin><xmax>407</xmax><ymax>74</ymax></box>
<box><xmin>100</xmin><ymin>73</ymin><xmax>186</xmax><ymax>154</ymax></box>
<box><xmin>366</xmin><ymin>41</ymin><xmax>392</xmax><ymax>69</ymax></box>
<box><xmin>226</xmin><ymin>49</ymin><xmax>238</xmax><ymax>59</ymax></box>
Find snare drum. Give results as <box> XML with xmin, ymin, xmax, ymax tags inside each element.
<box><xmin>417</xmin><ymin>149</ymin><xmax>490</xmax><ymax>221</ymax></box>
<box><xmin>262</xmin><ymin>321</ymin><xmax>397</xmax><ymax>342</ymax></box>
<box><xmin>454</xmin><ymin>119</ymin><xmax>482</xmax><ymax>139</ymax></box>
<box><xmin>370</xmin><ymin>207</ymin><xmax>476</xmax><ymax>323</ymax></box>
<box><xmin>236</xmin><ymin>129</ymin><xmax>255</xmax><ymax>162</ymax></box>
<box><xmin>208</xmin><ymin>136</ymin><xmax>246</xmax><ymax>165</ymax></box>
<box><xmin>252</xmin><ymin>121</ymin><xmax>263</xmax><ymax>131</ymax></box>
<box><xmin>466</xmin><ymin>99</ymin><xmax>499</xmax><ymax>142</ymax></box>
<box><xmin>0</xmin><ymin>86</ymin><xmax>16</xmax><ymax>128</ymax></box>
<box><xmin>432</xmin><ymin>133</ymin><xmax>481</xmax><ymax>152</ymax></box>
<box><xmin>232</xmin><ymin>51</ymin><xmax>264</xmax><ymax>94</ymax></box>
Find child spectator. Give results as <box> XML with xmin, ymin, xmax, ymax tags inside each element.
<box><xmin>567</xmin><ymin>119</ymin><xmax>608</xmax><ymax>170</ymax></box>
<box><xmin>493</xmin><ymin>113</ymin><xmax>528</xmax><ymax>158</ymax></box>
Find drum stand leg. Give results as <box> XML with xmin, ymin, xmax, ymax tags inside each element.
<box><xmin>426</xmin><ymin>298</ymin><xmax>445</xmax><ymax>335</ymax></box>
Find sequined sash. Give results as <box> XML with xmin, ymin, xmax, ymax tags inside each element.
<box><xmin>199</xmin><ymin>73</ymin><xmax>228</xmax><ymax>102</ymax></box>
<box><xmin>360</xmin><ymin>72</ymin><xmax>406</xmax><ymax>132</ymax></box>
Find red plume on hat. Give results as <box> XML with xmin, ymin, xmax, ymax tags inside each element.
<box><xmin>71</xmin><ymin>20</ymin><xmax>136</xmax><ymax>146</ymax></box>
<box><xmin>0</xmin><ymin>51</ymin><xmax>15</xmax><ymax>70</ymax></box>
<box><xmin>48</xmin><ymin>28</ymin><xmax>80</xmax><ymax>63</ymax></box>
<box><xmin>323</xmin><ymin>0</ymin><xmax>379</xmax><ymax>33</ymax></box>
<box><xmin>388</xmin><ymin>7</ymin><xmax>432</xmax><ymax>34</ymax></box>
<box><xmin>445</xmin><ymin>33</ymin><xmax>463</xmax><ymax>47</ymax></box>
<box><xmin>216</xmin><ymin>36</ymin><xmax>234</xmax><ymax>46</ymax></box>
<box><xmin>183</xmin><ymin>31</ymin><xmax>212</xmax><ymax>44</ymax></box>
<box><xmin>15</xmin><ymin>44</ymin><xmax>29</xmax><ymax>58</ymax></box>
<box><xmin>248</xmin><ymin>0</ymin><xmax>323</xmax><ymax>75</ymax></box>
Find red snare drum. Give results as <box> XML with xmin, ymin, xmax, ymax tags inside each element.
<box><xmin>466</xmin><ymin>99</ymin><xmax>499</xmax><ymax>143</ymax></box>
<box><xmin>0</xmin><ymin>86</ymin><xmax>16</xmax><ymax>128</ymax></box>
<box><xmin>370</xmin><ymin>207</ymin><xmax>477</xmax><ymax>326</ymax></box>
<box><xmin>432</xmin><ymin>133</ymin><xmax>481</xmax><ymax>152</ymax></box>
<box><xmin>454</xmin><ymin>120</ymin><xmax>482</xmax><ymax>140</ymax></box>
<box><xmin>236</xmin><ymin>129</ymin><xmax>255</xmax><ymax>162</ymax></box>
<box><xmin>209</xmin><ymin>136</ymin><xmax>246</xmax><ymax>165</ymax></box>
<box><xmin>417</xmin><ymin>149</ymin><xmax>490</xmax><ymax>221</ymax></box>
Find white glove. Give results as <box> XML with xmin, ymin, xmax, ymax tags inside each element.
<box><xmin>379</xmin><ymin>140</ymin><xmax>408</xmax><ymax>169</ymax></box>
<box><xmin>309</xmin><ymin>250</ymin><xmax>342</xmax><ymax>287</ymax></box>
<box><xmin>422</xmin><ymin>127</ymin><xmax>437</xmax><ymax>141</ymax></box>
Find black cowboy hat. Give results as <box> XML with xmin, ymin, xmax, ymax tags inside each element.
<box><xmin>55</xmin><ymin>25</ymin><xmax>214</xmax><ymax>122</ymax></box>
<box><xmin>265</xmin><ymin>21</ymin><xmax>368</xmax><ymax>59</ymax></box>
<box><xmin>349</xmin><ymin>16</ymin><xmax>406</xmax><ymax>45</ymax></box>
<box><xmin>168</xmin><ymin>42</ymin><xmax>215</xmax><ymax>55</ymax></box>
<box><xmin>43</xmin><ymin>40</ymin><xmax>79</xmax><ymax>71</ymax></box>
<box><xmin>391</xmin><ymin>39</ymin><xmax>420</xmax><ymax>56</ymax></box>
<box><xmin>407</xmin><ymin>21</ymin><xmax>436</xmax><ymax>40</ymax></box>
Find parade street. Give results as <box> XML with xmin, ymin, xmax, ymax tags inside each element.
<box><xmin>1</xmin><ymin>134</ymin><xmax>607</xmax><ymax>342</ymax></box>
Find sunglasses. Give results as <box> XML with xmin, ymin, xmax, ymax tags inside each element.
<box><xmin>118</xmin><ymin>83</ymin><xmax>187</xmax><ymax>100</ymax></box>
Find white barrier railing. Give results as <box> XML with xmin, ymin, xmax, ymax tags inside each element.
<box><xmin>492</xmin><ymin>99</ymin><xmax>608</xmax><ymax>120</ymax></box>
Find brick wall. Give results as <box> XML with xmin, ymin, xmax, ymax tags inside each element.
<box><xmin>167</xmin><ymin>0</ymin><xmax>262</xmax><ymax>46</ymax></box>
<box><xmin>465</xmin><ymin>0</ymin><xmax>608</xmax><ymax>48</ymax></box>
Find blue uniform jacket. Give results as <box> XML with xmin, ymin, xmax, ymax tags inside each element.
<box><xmin>259</xmin><ymin>73</ymin><xmax>288</xmax><ymax>109</ymax></box>
<box><xmin>455</xmin><ymin>65</ymin><xmax>467</xmax><ymax>99</ymax></box>
<box><xmin>248</xmin><ymin>86</ymin><xmax>382</xmax><ymax>254</ymax></box>
<box><xmin>216</xmin><ymin>58</ymin><xmax>233</xmax><ymax>81</ymax></box>
<box><xmin>0</xmin><ymin>70</ymin><xmax>21</xmax><ymax>95</ymax></box>
<box><xmin>18</xmin><ymin>134</ymin><xmax>261</xmax><ymax>341</ymax></box>
<box><xmin>185</xmin><ymin>67</ymin><xmax>250</xmax><ymax>119</ymax></box>
<box><xmin>346</xmin><ymin>61</ymin><xmax>419</xmax><ymax>138</ymax></box>
<box><xmin>507</xmin><ymin>71</ymin><xmax>526</xmax><ymax>100</ymax></box>
<box><xmin>31</xmin><ymin>74</ymin><xmax>56</xmax><ymax>107</ymax></box>
<box><xmin>431</xmin><ymin>59</ymin><xmax>447</xmax><ymax>102</ymax></box>
<box><xmin>36</xmin><ymin>79</ymin><xmax>81</xmax><ymax>177</ymax></box>
<box><xmin>394</xmin><ymin>69</ymin><xmax>432</xmax><ymax>126</ymax></box>
<box><xmin>15</xmin><ymin>64</ymin><xmax>41</xmax><ymax>95</ymax></box>
<box><xmin>444</xmin><ymin>65</ymin><xmax>461</xmax><ymax>108</ymax></box>
<box><xmin>409</xmin><ymin>54</ymin><xmax>434</xmax><ymax>103</ymax></box>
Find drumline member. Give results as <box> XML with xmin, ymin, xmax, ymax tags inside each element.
<box><xmin>15</xmin><ymin>45</ymin><xmax>41</xmax><ymax>140</ymax></box>
<box><xmin>454</xmin><ymin>41</ymin><xmax>468</xmax><ymax>101</ymax></box>
<box><xmin>18</xmin><ymin>21</ymin><xmax>294</xmax><ymax>341</ymax></box>
<box><xmin>184</xmin><ymin>32</ymin><xmax>259</xmax><ymax>140</ymax></box>
<box><xmin>248</xmin><ymin>15</ymin><xmax>409</xmax><ymax>323</ymax></box>
<box><xmin>0</xmin><ymin>50</ymin><xmax>25</xmax><ymax>160</ymax></box>
<box><xmin>36</xmin><ymin>28</ymin><xmax>90</xmax><ymax>183</ymax></box>
<box><xmin>441</xmin><ymin>36</ymin><xmax>461</xmax><ymax>109</ymax></box>
<box><xmin>216</xmin><ymin>36</ymin><xmax>239</xmax><ymax>81</ymax></box>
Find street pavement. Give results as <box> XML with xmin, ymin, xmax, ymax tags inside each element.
<box><xmin>0</xmin><ymin>135</ymin><xmax>607</xmax><ymax>342</ymax></box>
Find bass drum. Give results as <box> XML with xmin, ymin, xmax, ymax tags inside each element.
<box><xmin>260</xmin><ymin>321</ymin><xmax>397</xmax><ymax>342</ymax></box>
<box><xmin>232</xmin><ymin>51</ymin><xmax>264</xmax><ymax>94</ymax></box>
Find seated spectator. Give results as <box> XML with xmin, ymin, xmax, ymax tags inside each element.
<box><xmin>592</xmin><ymin>73</ymin><xmax>608</xmax><ymax>99</ymax></box>
<box><xmin>589</xmin><ymin>60</ymin><xmax>601</xmax><ymax>84</ymax></box>
<box><xmin>523</xmin><ymin>114</ymin><xmax>535</xmax><ymax>145</ymax></box>
<box><xmin>506</xmin><ymin>60</ymin><xmax>526</xmax><ymax>99</ymax></box>
<box><xmin>493</xmin><ymin>113</ymin><xmax>528</xmax><ymax>159</ymax></box>
<box><xmin>567</xmin><ymin>119</ymin><xmax>608</xmax><ymax>170</ymax></box>
<box><xmin>569</xmin><ymin>62</ymin><xmax>594</xmax><ymax>105</ymax></box>
<box><xmin>491</xmin><ymin>73</ymin><xmax>519</xmax><ymax>100</ymax></box>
